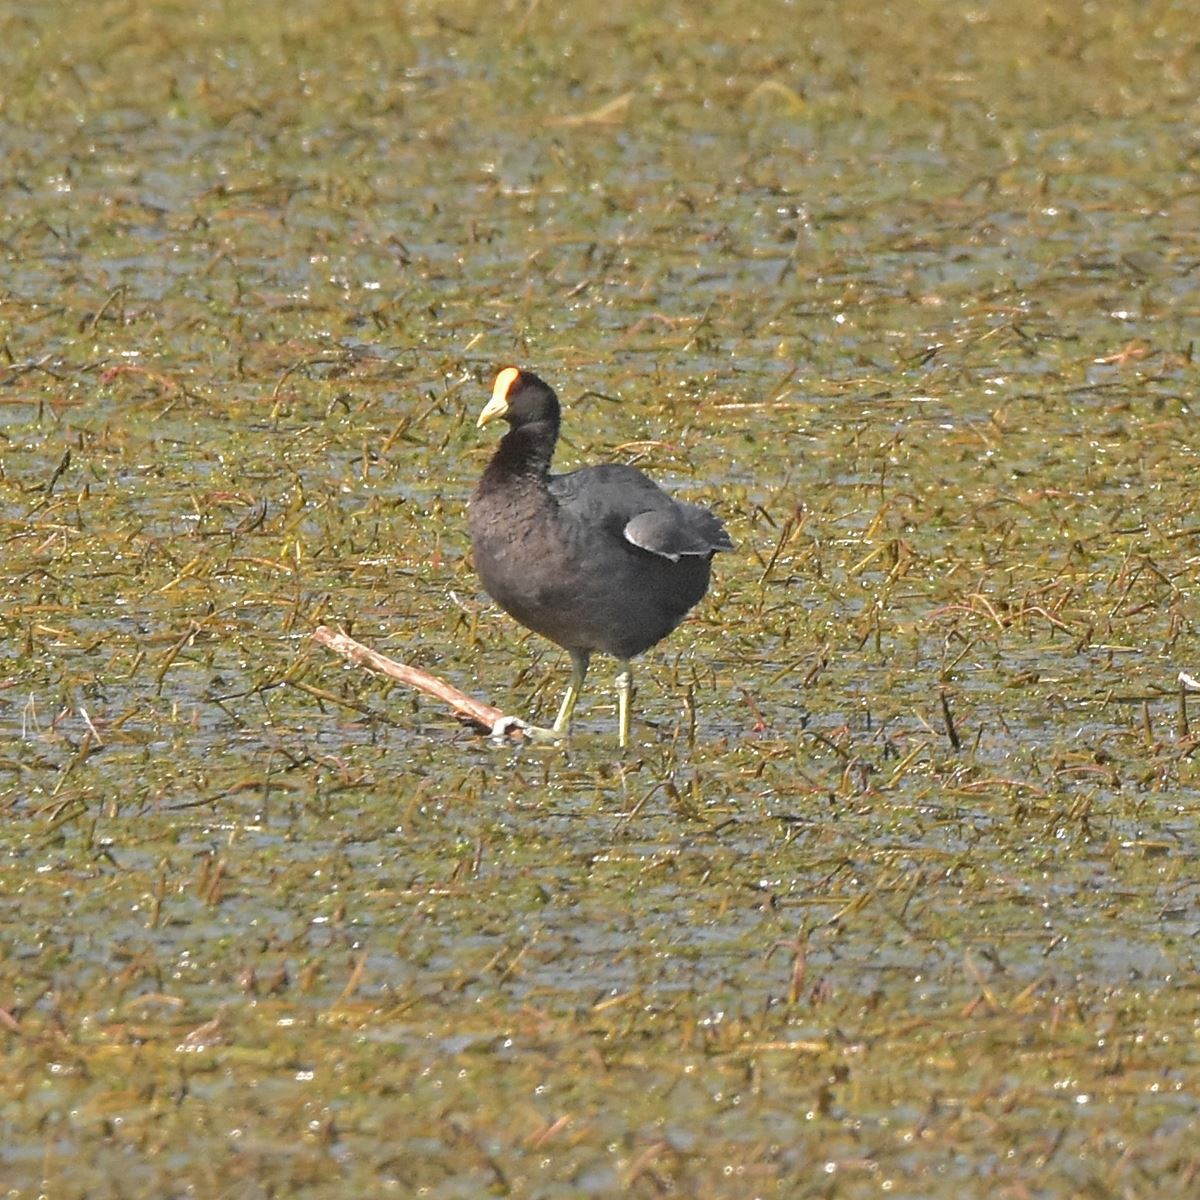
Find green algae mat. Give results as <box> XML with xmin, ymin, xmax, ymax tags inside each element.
<box><xmin>2</xmin><ymin>1</ymin><xmax>1199</xmax><ymax>1195</ymax></box>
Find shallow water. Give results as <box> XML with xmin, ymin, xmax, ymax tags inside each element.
<box><xmin>2</xmin><ymin>1</ymin><xmax>1199</xmax><ymax>1196</ymax></box>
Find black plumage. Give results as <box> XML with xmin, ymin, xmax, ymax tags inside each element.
<box><xmin>468</xmin><ymin>367</ymin><xmax>732</xmax><ymax>746</ymax></box>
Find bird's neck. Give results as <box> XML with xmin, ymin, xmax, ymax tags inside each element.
<box><xmin>484</xmin><ymin>418</ymin><xmax>559</xmax><ymax>488</ymax></box>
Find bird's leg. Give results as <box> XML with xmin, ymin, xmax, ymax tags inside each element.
<box><xmin>615</xmin><ymin>659</ymin><xmax>633</xmax><ymax>748</ymax></box>
<box><xmin>552</xmin><ymin>649</ymin><xmax>591</xmax><ymax>735</ymax></box>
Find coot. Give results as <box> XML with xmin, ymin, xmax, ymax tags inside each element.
<box><xmin>469</xmin><ymin>367</ymin><xmax>732</xmax><ymax>747</ymax></box>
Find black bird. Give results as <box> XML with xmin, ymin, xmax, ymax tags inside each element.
<box><xmin>468</xmin><ymin>367</ymin><xmax>732</xmax><ymax>746</ymax></box>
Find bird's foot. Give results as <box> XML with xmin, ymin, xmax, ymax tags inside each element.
<box><xmin>487</xmin><ymin>715</ymin><xmax>566</xmax><ymax>745</ymax></box>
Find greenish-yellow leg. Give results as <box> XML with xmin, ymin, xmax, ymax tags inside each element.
<box><xmin>553</xmin><ymin>649</ymin><xmax>591</xmax><ymax>735</ymax></box>
<box><xmin>615</xmin><ymin>659</ymin><xmax>632</xmax><ymax>749</ymax></box>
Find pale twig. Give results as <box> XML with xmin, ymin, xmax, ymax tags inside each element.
<box><xmin>312</xmin><ymin>625</ymin><xmax>538</xmax><ymax>742</ymax></box>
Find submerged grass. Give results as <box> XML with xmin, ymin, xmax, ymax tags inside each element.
<box><xmin>2</xmin><ymin>0</ymin><xmax>1199</xmax><ymax>1195</ymax></box>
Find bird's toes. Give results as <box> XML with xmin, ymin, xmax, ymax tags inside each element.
<box><xmin>487</xmin><ymin>715</ymin><xmax>566</xmax><ymax>746</ymax></box>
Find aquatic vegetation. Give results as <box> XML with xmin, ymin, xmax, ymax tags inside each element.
<box><xmin>1</xmin><ymin>0</ymin><xmax>1198</xmax><ymax>1195</ymax></box>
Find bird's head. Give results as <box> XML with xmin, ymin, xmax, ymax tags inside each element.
<box><xmin>477</xmin><ymin>367</ymin><xmax>560</xmax><ymax>430</ymax></box>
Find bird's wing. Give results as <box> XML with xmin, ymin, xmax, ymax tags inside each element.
<box><xmin>550</xmin><ymin>464</ymin><xmax>732</xmax><ymax>563</ymax></box>
<box><xmin>625</xmin><ymin>504</ymin><xmax>732</xmax><ymax>561</ymax></box>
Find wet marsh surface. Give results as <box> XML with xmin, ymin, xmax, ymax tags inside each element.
<box><xmin>2</xmin><ymin>1</ymin><xmax>1199</xmax><ymax>1195</ymax></box>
